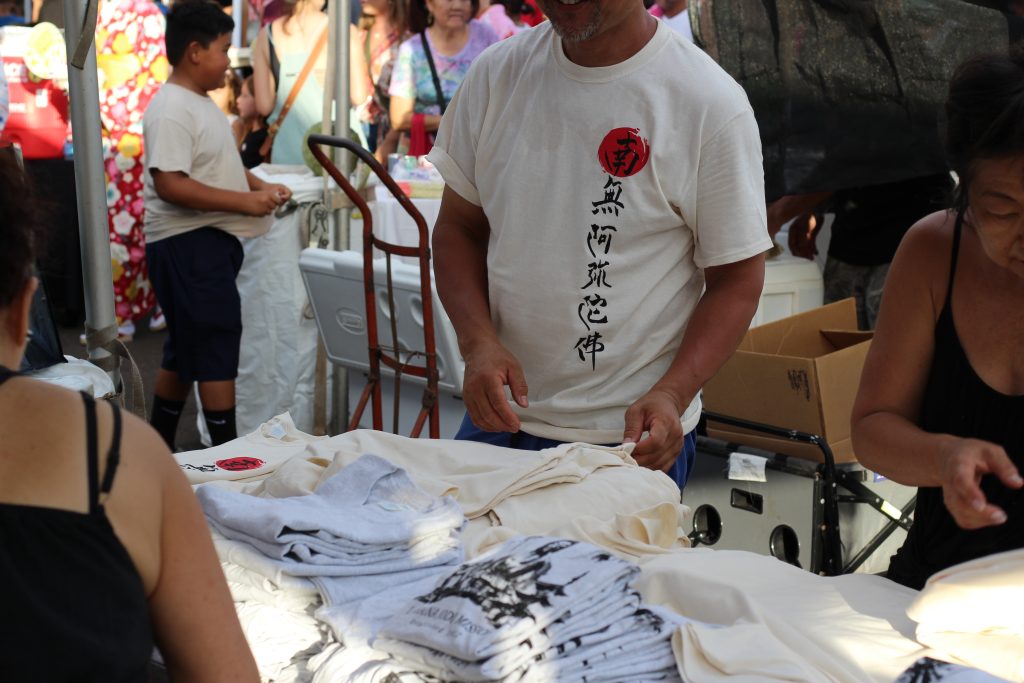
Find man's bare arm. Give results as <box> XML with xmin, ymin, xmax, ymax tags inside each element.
<box><xmin>432</xmin><ymin>186</ymin><xmax>528</xmax><ymax>432</ymax></box>
<box><xmin>626</xmin><ymin>253</ymin><xmax>766</xmax><ymax>470</ymax></box>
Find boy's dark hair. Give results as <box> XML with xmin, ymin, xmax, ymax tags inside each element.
<box><xmin>0</xmin><ymin>148</ymin><xmax>38</xmax><ymax>309</ymax></box>
<box><xmin>945</xmin><ymin>48</ymin><xmax>1024</xmax><ymax>213</ymax></box>
<box><xmin>165</xmin><ymin>0</ymin><xmax>234</xmax><ymax>67</ymax></box>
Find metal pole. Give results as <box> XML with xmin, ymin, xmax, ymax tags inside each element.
<box><xmin>327</xmin><ymin>0</ymin><xmax>351</xmax><ymax>434</ymax></box>
<box><xmin>332</xmin><ymin>0</ymin><xmax>351</xmax><ymax>245</ymax></box>
<box><xmin>232</xmin><ymin>0</ymin><xmax>243</xmax><ymax>48</ymax></box>
<box><xmin>64</xmin><ymin>0</ymin><xmax>120</xmax><ymax>387</ymax></box>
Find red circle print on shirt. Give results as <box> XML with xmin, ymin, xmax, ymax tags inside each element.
<box><xmin>216</xmin><ymin>457</ymin><xmax>266</xmax><ymax>471</ymax></box>
<box><xmin>598</xmin><ymin>128</ymin><xmax>650</xmax><ymax>178</ymax></box>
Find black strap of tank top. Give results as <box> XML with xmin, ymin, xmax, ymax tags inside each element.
<box><xmin>99</xmin><ymin>403</ymin><xmax>122</xmax><ymax>497</ymax></box>
<box><xmin>82</xmin><ymin>393</ymin><xmax>101</xmax><ymax>515</ymax></box>
<box><xmin>81</xmin><ymin>393</ymin><xmax>124</xmax><ymax>513</ymax></box>
<box><xmin>268</xmin><ymin>24</ymin><xmax>281</xmax><ymax>90</ymax></box>
<box><xmin>0</xmin><ymin>365</ymin><xmax>17</xmax><ymax>387</ymax></box>
<box><xmin>944</xmin><ymin>210</ymin><xmax>965</xmax><ymax>312</ymax></box>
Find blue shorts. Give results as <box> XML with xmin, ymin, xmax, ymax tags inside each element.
<box><xmin>454</xmin><ymin>412</ymin><xmax>697</xmax><ymax>488</ymax></box>
<box><xmin>146</xmin><ymin>227</ymin><xmax>244</xmax><ymax>384</ymax></box>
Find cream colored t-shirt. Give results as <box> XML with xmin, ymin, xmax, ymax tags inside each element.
<box><xmin>143</xmin><ymin>82</ymin><xmax>271</xmax><ymax>243</ymax></box>
<box><xmin>428</xmin><ymin>22</ymin><xmax>771</xmax><ymax>444</ymax></box>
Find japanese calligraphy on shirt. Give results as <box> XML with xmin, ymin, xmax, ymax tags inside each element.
<box><xmin>575</xmin><ymin>128</ymin><xmax>650</xmax><ymax>370</ymax></box>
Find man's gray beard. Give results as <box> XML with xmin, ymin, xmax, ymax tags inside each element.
<box><xmin>537</xmin><ymin>0</ymin><xmax>601</xmax><ymax>42</ymax></box>
<box><xmin>553</xmin><ymin>20</ymin><xmax>599</xmax><ymax>42</ymax></box>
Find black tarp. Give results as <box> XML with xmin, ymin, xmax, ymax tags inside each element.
<box><xmin>691</xmin><ymin>0</ymin><xmax>1009</xmax><ymax>199</ymax></box>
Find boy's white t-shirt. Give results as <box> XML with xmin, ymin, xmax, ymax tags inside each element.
<box><xmin>428</xmin><ymin>22</ymin><xmax>771</xmax><ymax>444</ymax></box>
<box><xmin>143</xmin><ymin>82</ymin><xmax>271</xmax><ymax>243</ymax></box>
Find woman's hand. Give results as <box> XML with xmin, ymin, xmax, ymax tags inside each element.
<box><xmin>939</xmin><ymin>437</ymin><xmax>1023</xmax><ymax>529</ymax></box>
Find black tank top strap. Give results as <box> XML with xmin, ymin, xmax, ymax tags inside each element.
<box><xmin>268</xmin><ymin>23</ymin><xmax>281</xmax><ymax>90</ymax></box>
<box><xmin>943</xmin><ymin>210</ymin><xmax>965</xmax><ymax>312</ymax></box>
<box><xmin>99</xmin><ymin>403</ymin><xmax>123</xmax><ymax>499</ymax></box>
<box><xmin>81</xmin><ymin>392</ymin><xmax>101</xmax><ymax>515</ymax></box>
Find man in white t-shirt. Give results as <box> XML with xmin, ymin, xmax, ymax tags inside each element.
<box><xmin>428</xmin><ymin>0</ymin><xmax>771</xmax><ymax>487</ymax></box>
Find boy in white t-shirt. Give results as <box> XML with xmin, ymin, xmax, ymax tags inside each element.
<box><xmin>142</xmin><ymin>0</ymin><xmax>292</xmax><ymax>450</ymax></box>
<box><xmin>429</xmin><ymin>0</ymin><xmax>771</xmax><ymax>487</ymax></box>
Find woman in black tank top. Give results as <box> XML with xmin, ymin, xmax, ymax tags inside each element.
<box><xmin>0</xmin><ymin>145</ymin><xmax>259</xmax><ymax>677</ymax></box>
<box><xmin>851</xmin><ymin>51</ymin><xmax>1024</xmax><ymax>590</ymax></box>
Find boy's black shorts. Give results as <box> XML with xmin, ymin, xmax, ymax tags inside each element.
<box><xmin>146</xmin><ymin>227</ymin><xmax>244</xmax><ymax>384</ymax></box>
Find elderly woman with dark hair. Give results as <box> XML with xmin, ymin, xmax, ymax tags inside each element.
<box><xmin>0</xmin><ymin>151</ymin><xmax>258</xmax><ymax>679</ymax></box>
<box><xmin>388</xmin><ymin>0</ymin><xmax>498</xmax><ymax>154</ymax></box>
<box><xmin>852</xmin><ymin>50</ymin><xmax>1024</xmax><ymax>590</ymax></box>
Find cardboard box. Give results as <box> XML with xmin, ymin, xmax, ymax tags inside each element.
<box><xmin>702</xmin><ymin>298</ymin><xmax>872</xmax><ymax>463</ymax></box>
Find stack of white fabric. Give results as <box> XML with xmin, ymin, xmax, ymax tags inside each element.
<box><xmin>177</xmin><ymin>412</ymin><xmax>327</xmax><ymax>487</ymax></box>
<box><xmin>198</xmin><ymin>454</ymin><xmax>467</xmax><ymax>681</ymax></box>
<box><xmin>907</xmin><ymin>548</ymin><xmax>1024</xmax><ymax>683</ymax></box>
<box><xmin>199</xmin><ymin>453</ymin><xmax>465</xmax><ymax>607</ymax></box>
<box><xmin>244</xmin><ymin>429</ymin><xmax>687</xmax><ymax>558</ymax></box>
<box><xmin>215</xmin><ymin>530</ymin><xmax>328</xmax><ymax>682</ymax></box>
<box><xmin>368</xmin><ymin>536</ymin><xmax>684</xmax><ymax>683</ymax></box>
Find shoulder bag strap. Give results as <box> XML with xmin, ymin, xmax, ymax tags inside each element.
<box><xmin>261</xmin><ymin>26</ymin><xmax>329</xmax><ymax>156</ymax></box>
<box><xmin>419</xmin><ymin>31</ymin><xmax>447</xmax><ymax>115</ymax></box>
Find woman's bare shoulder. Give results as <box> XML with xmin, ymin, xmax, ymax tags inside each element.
<box><xmin>902</xmin><ymin>208</ymin><xmax>958</xmax><ymax>250</ymax></box>
<box><xmin>893</xmin><ymin>209</ymin><xmax>959</xmax><ymax>291</ymax></box>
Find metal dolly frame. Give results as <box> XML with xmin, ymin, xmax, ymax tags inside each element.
<box><xmin>307</xmin><ymin>134</ymin><xmax>441</xmax><ymax>438</ymax></box>
<box><xmin>701</xmin><ymin>411</ymin><xmax>914</xmax><ymax>576</ymax></box>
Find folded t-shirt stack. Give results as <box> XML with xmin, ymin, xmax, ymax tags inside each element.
<box><xmin>373</xmin><ymin>535</ymin><xmax>684</xmax><ymax>683</ymax></box>
<box><xmin>215</xmin><ymin>531</ymin><xmax>328</xmax><ymax>682</ymax></box>
<box><xmin>197</xmin><ymin>453</ymin><xmax>466</xmax><ymax>610</ymax></box>
<box><xmin>906</xmin><ymin>548</ymin><xmax>1024</xmax><ymax>683</ymax></box>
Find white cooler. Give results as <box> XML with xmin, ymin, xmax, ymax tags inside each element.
<box><xmin>752</xmin><ymin>252</ymin><xmax>825</xmax><ymax>327</ymax></box>
<box><xmin>299</xmin><ymin>249</ymin><xmax>466</xmax><ymax>438</ymax></box>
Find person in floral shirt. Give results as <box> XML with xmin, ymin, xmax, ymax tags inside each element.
<box><xmin>96</xmin><ymin>0</ymin><xmax>169</xmax><ymax>339</ymax></box>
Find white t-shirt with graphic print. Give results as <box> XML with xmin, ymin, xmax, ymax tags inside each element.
<box><xmin>428</xmin><ymin>21</ymin><xmax>771</xmax><ymax>445</ymax></box>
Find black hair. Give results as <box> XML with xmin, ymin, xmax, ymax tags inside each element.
<box><xmin>945</xmin><ymin>48</ymin><xmax>1024</xmax><ymax>214</ymax></box>
<box><xmin>165</xmin><ymin>0</ymin><xmax>235</xmax><ymax>66</ymax></box>
<box><xmin>0</xmin><ymin>148</ymin><xmax>38</xmax><ymax>310</ymax></box>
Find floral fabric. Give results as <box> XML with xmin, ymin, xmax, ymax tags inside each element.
<box><xmin>96</xmin><ymin>0</ymin><xmax>168</xmax><ymax>324</ymax></box>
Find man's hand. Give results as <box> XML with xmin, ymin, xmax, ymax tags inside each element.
<box><xmin>242</xmin><ymin>189</ymin><xmax>284</xmax><ymax>217</ymax></box>
<box><xmin>940</xmin><ymin>437</ymin><xmax>1023</xmax><ymax>529</ymax></box>
<box><xmin>788</xmin><ymin>212</ymin><xmax>820</xmax><ymax>260</ymax></box>
<box><xmin>623</xmin><ymin>388</ymin><xmax>685</xmax><ymax>473</ymax></box>
<box><xmin>461</xmin><ymin>338</ymin><xmax>529</xmax><ymax>433</ymax></box>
